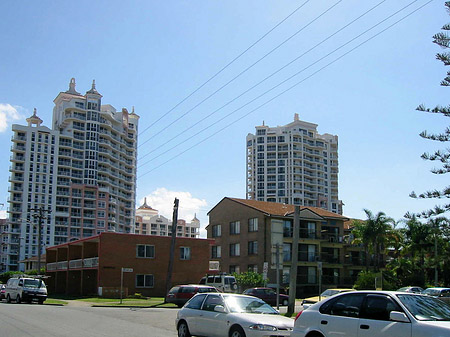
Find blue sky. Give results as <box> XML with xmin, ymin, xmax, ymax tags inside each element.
<box><xmin>0</xmin><ymin>0</ymin><xmax>448</xmax><ymax>236</ymax></box>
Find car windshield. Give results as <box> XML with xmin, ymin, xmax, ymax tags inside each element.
<box><xmin>223</xmin><ymin>295</ymin><xmax>279</xmax><ymax>315</ymax></box>
<box><xmin>321</xmin><ymin>289</ymin><xmax>339</xmax><ymax>297</ymax></box>
<box><xmin>23</xmin><ymin>279</ymin><xmax>43</xmax><ymax>288</ymax></box>
<box><xmin>423</xmin><ymin>288</ymin><xmax>441</xmax><ymax>297</ymax></box>
<box><xmin>398</xmin><ymin>294</ymin><xmax>450</xmax><ymax>321</ymax></box>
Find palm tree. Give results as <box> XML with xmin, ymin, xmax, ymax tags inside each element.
<box><xmin>352</xmin><ymin>209</ymin><xmax>394</xmax><ymax>271</ymax></box>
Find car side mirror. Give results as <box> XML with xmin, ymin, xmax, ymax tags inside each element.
<box><xmin>18</xmin><ymin>281</ymin><xmax>23</xmax><ymax>287</ymax></box>
<box><xmin>390</xmin><ymin>311</ymin><xmax>410</xmax><ymax>323</ymax></box>
<box><xmin>214</xmin><ymin>305</ymin><xmax>226</xmax><ymax>313</ymax></box>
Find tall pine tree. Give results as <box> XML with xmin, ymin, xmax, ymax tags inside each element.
<box><xmin>411</xmin><ymin>1</ymin><xmax>450</xmax><ymax>219</ymax></box>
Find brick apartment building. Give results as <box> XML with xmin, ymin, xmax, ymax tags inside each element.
<box><xmin>46</xmin><ymin>232</ymin><xmax>213</xmax><ymax>297</ymax></box>
<box><xmin>207</xmin><ymin>198</ymin><xmax>365</xmax><ymax>297</ymax></box>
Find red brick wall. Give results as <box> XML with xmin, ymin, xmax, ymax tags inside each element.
<box><xmin>98</xmin><ymin>232</ymin><xmax>213</xmax><ymax>297</ymax></box>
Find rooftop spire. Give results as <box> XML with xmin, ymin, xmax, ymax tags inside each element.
<box><xmin>86</xmin><ymin>79</ymin><xmax>102</xmax><ymax>96</ymax></box>
<box><xmin>66</xmin><ymin>77</ymin><xmax>81</xmax><ymax>95</ymax></box>
<box><xmin>26</xmin><ymin>108</ymin><xmax>43</xmax><ymax>126</ymax></box>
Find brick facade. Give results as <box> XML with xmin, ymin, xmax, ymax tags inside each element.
<box><xmin>46</xmin><ymin>232</ymin><xmax>213</xmax><ymax>297</ymax></box>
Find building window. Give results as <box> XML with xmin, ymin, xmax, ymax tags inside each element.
<box><xmin>229</xmin><ymin>265</ymin><xmax>240</xmax><ymax>274</ymax></box>
<box><xmin>283</xmin><ymin>243</ymin><xmax>292</xmax><ymax>262</ymax></box>
<box><xmin>136</xmin><ymin>274</ymin><xmax>154</xmax><ymax>288</ymax></box>
<box><xmin>230</xmin><ymin>221</ymin><xmax>240</xmax><ymax>235</ymax></box>
<box><xmin>136</xmin><ymin>244</ymin><xmax>155</xmax><ymax>258</ymax></box>
<box><xmin>308</xmin><ymin>267</ymin><xmax>316</xmax><ymax>284</ymax></box>
<box><xmin>180</xmin><ymin>247</ymin><xmax>191</xmax><ymax>260</ymax></box>
<box><xmin>212</xmin><ymin>225</ymin><xmax>221</xmax><ymax>237</ymax></box>
<box><xmin>248</xmin><ymin>264</ymin><xmax>258</xmax><ymax>273</ymax></box>
<box><xmin>211</xmin><ymin>245</ymin><xmax>221</xmax><ymax>259</ymax></box>
<box><xmin>248</xmin><ymin>241</ymin><xmax>258</xmax><ymax>255</ymax></box>
<box><xmin>248</xmin><ymin>218</ymin><xmax>258</xmax><ymax>232</ymax></box>
<box><xmin>230</xmin><ymin>243</ymin><xmax>240</xmax><ymax>257</ymax></box>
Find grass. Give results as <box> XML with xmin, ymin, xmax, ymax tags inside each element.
<box><xmin>46</xmin><ymin>296</ymin><xmax>178</xmax><ymax>307</ymax></box>
<box><xmin>45</xmin><ymin>298</ymin><xmax>69</xmax><ymax>305</ymax></box>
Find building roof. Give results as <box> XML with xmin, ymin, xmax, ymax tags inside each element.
<box><xmin>137</xmin><ymin>197</ymin><xmax>158</xmax><ymax>211</ymax></box>
<box><xmin>209</xmin><ymin>197</ymin><xmax>349</xmax><ymax>220</ymax></box>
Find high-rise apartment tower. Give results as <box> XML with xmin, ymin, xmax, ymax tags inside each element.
<box><xmin>246</xmin><ymin>114</ymin><xmax>342</xmax><ymax>214</ymax></box>
<box><xmin>1</xmin><ymin>78</ymin><xmax>139</xmax><ymax>271</ymax></box>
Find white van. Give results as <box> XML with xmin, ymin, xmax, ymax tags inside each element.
<box><xmin>199</xmin><ymin>274</ymin><xmax>238</xmax><ymax>293</ymax></box>
<box><xmin>5</xmin><ymin>276</ymin><xmax>47</xmax><ymax>304</ymax></box>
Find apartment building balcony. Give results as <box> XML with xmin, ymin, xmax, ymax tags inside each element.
<box><xmin>8</xmin><ymin>186</ymin><xmax>23</xmax><ymax>193</ymax></box>
<box><xmin>10</xmin><ymin>154</ymin><xmax>25</xmax><ymax>162</ymax></box>
<box><xmin>12</xmin><ymin>135</ymin><xmax>27</xmax><ymax>142</ymax></box>
<box><xmin>11</xmin><ymin>144</ymin><xmax>26</xmax><ymax>152</ymax></box>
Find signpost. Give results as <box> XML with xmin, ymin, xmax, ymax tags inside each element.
<box><xmin>120</xmin><ymin>267</ymin><xmax>133</xmax><ymax>304</ymax></box>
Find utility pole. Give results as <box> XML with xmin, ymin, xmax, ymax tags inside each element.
<box><xmin>288</xmin><ymin>206</ymin><xmax>300</xmax><ymax>316</ymax></box>
<box><xmin>165</xmin><ymin>198</ymin><xmax>179</xmax><ymax>299</ymax></box>
<box><xmin>31</xmin><ymin>207</ymin><xmax>51</xmax><ymax>274</ymax></box>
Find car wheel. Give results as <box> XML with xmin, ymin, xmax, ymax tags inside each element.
<box><xmin>16</xmin><ymin>295</ymin><xmax>21</xmax><ymax>304</ymax></box>
<box><xmin>306</xmin><ymin>332</ymin><xmax>324</xmax><ymax>337</ymax></box>
<box><xmin>282</xmin><ymin>299</ymin><xmax>289</xmax><ymax>306</ymax></box>
<box><xmin>6</xmin><ymin>294</ymin><xmax>11</xmax><ymax>303</ymax></box>
<box><xmin>38</xmin><ymin>300</ymin><xmax>44</xmax><ymax>305</ymax></box>
<box><xmin>177</xmin><ymin>321</ymin><xmax>191</xmax><ymax>337</ymax></box>
<box><xmin>230</xmin><ymin>326</ymin><xmax>246</xmax><ymax>337</ymax></box>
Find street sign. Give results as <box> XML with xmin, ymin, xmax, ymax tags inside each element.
<box><xmin>209</xmin><ymin>261</ymin><xmax>220</xmax><ymax>271</ymax></box>
<box><xmin>122</xmin><ymin>268</ymin><xmax>133</xmax><ymax>273</ymax></box>
<box><xmin>263</xmin><ymin>262</ymin><xmax>268</xmax><ymax>280</ymax></box>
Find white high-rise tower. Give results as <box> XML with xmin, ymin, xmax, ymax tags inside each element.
<box><xmin>1</xmin><ymin>78</ymin><xmax>139</xmax><ymax>271</ymax></box>
<box><xmin>246</xmin><ymin>114</ymin><xmax>343</xmax><ymax>214</ymax></box>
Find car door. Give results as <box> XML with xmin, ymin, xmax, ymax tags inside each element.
<box><xmin>196</xmin><ymin>294</ymin><xmax>228</xmax><ymax>337</ymax></box>
<box><xmin>358</xmin><ymin>295</ymin><xmax>411</xmax><ymax>337</ymax></box>
<box><xmin>181</xmin><ymin>294</ymin><xmax>207</xmax><ymax>335</ymax></box>
<box><xmin>318</xmin><ymin>293</ymin><xmax>365</xmax><ymax>337</ymax></box>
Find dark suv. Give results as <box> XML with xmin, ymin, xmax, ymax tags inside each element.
<box><xmin>243</xmin><ymin>287</ymin><xmax>290</xmax><ymax>306</ymax></box>
<box><xmin>166</xmin><ymin>285</ymin><xmax>218</xmax><ymax>307</ymax></box>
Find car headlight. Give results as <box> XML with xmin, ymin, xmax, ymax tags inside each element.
<box><xmin>249</xmin><ymin>324</ymin><xmax>277</xmax><ymax>331</ymax></box>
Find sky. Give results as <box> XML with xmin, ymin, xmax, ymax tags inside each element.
<box><xmin>0</xmin><ymin>0</ymin><xmax>448</xmax><ymax>237</ymax></box>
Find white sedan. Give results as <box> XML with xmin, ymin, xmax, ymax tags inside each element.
<box><xmin>292</xmin><ymin>290</ymin><xmax>450</xmax><ymax>337</ymax></box>
<box><xmin>176</xmin><ymin>293</ymin><xmax>293</xmax><ymax>337</ymax></box>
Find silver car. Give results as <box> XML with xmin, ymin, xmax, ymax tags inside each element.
<box><xmin>176</xmin><ymin>293</ymin><xmax>293</xmax><ymax>337</ymax></box>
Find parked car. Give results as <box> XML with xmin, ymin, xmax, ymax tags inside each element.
<box><xmin>5</xmin><ymin>275</ymin><xmax>47</xmax><ymax>304</ymax></box>
<box><xmin>301</xmin><ymin>288</ymin><xmax>353</xmax><ymax>307</ymax></box>
<box><xmin>165</xmin><ymin>284</ymin><xmax>218</xmax><ymax>307</ymax></box>
<box><xmin>199</xmin><ymin>274</ymin><xmax>238</xmax><ymax>293</ymax></box>
<box><xmin>422</xmin><ymin>287</ymin><xmax>450</xmax><ymax>304</ymax></box>
<box><xmin>292</xmin><ymin>290</ymin><xmax>450</xmax><ymax>337</ymax></box>
<box><xmin>176</xmin><ymin>293</ymin><xmax>294</xmax><ymax>337</ymax></box>
<box><xmin>397</xmin><ymin>286</ymin><xmax>424</xmax><ymax>293</ymax></box>
<box><xmin>0</xmin><ymin>284</ymin><xmax>5</xmax><ymax>300</ymax></box>
<box><xmin>243</xmin><ymin>287</ymin><xmax>290</xmax><ymax>306</ymax></box>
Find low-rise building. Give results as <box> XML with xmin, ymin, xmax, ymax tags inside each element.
<box><xmin>46</xmin><ymin>232</ymin><xmax>213</xmax><ymax>297</ymax></box>
<box><xmin>134</xmin><ymin>198</ymin><xmax>200</xmax><ymax>237</ymax></box>
<box><xmin>207</xmin><ymin>197</ymin><xmax>364</xmax><ymax>297</ymax></box>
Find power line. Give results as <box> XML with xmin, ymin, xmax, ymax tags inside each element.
<box><xmin>137</xmin><ymin>0</ymin><xmax>311</xmax><ymax>140</ymax></box>
<box><xmin>138</xmin><ymin>0</ymin><xmax>343</xmax><ymax>151</ymax></box>
<box><xmin>138</xmin><ymin>0</ymin><xmax>388</xmax><ymax>165</ymax></box>
<box><xmin>138</xmin><ymin>0</ymin><xmax>432</xmax><ymax>179</ymax></box>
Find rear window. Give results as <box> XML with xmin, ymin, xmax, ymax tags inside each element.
<box><xmin>225</xmin><ymin>277</ymin><xmax>236</xmax><ymax>285</ymax></box>
<box><xmin>181</xmin><ymin>287</ymin><xmax>195</xmax><ymax>293</ymax></box>
<box><xmin>168</xmin><ymin>286</ymin><xmax>180</xmax><ymax>294</ymax></box>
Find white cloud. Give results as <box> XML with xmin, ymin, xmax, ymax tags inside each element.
<box><xmin>0</xmin><ymin>210</ymin><xmax>6</xmax><ymax>219</ymax></box>
<box><xmin>0</xmin><ymin>104</ymin><xmax>24</xmax><ymax>132</ymax></box>
<box><xmin>140</xmin><ymin>188</ymin><xmax>208</xmax><ymax>235</ymax></box>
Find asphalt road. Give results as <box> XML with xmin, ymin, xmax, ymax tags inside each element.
<box><xmin>0</xmin><ymin>302</ymin><xmax>179</xmax><ymax>337</ymax></box>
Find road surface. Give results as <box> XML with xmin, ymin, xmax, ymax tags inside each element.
<box><xmin>0</xmin><ymin>302</ymin><xmax>179</xmax><ymax>337</ymax></box>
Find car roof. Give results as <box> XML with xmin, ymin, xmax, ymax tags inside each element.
<box><xmin>424</xmin><ymin>287</ymin><xmax>450</xmax><ymax>291</ymax></box>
